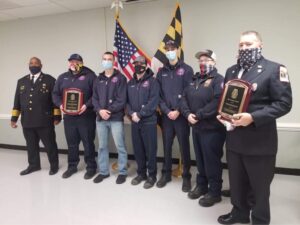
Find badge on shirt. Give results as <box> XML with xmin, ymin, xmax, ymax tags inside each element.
<box><xmin>279</xmin><ymin>66</ymin><xmax>290</xmax><ymax>83</ymax></box>
<box><xmin>111</xmin><ymin>77</ymin><xmax>118</xmax><ymax>83</ymax></box>
<box><xmin>176</xmin><ymin>68</ymin><xmax>185</xmax><ymax>76</ymax></box>
<box><xmin>79</xmin><ymin>76</ymin><xmax>85</xmax><ymax>81</ymax></box>
<box><xmin>20</xmin><ymin>85</ymin><xmax>25</xmax><ymax>90</ymax></box>
<box><xmin>142</xmin><ymin>80</ymin><xmax>149</xmax><ymax>88</ymax></box>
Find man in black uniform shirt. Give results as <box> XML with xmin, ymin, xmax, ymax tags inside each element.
<box><xmin>217</xmin><ymin>31</ymin><xmax>292</xmax><ymax>225</ymax></box>
<box><xmin>11</xmin><ymin>57</ymin><xmax>61</xmax><ymax>176</ymax></box>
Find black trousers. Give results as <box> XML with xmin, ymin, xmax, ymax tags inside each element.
<box><xmin>131</xmin><ymin>122</ymin><xmax>157</xmax><ymax>178</ymax></box>
<box><xmin>192</xmin><ymin>128</ymin><xmax>225</xmax><ymax>196</ymax></box>
<box><xmin>64</xmin><ymin>114</ymin><xmax>97</xmax><ymax>172</ymax></box>
<box><xmin>227</xmin><ymin>150</ymin><xmax>276</xmax><ymax>225</ymax></box>
<box><xmin>22</xmin><ymin>126</ymin><xmax>58</xmax><ymax>169</ymax></box>
<box><xmin>161</xmin><ymin>114</ymin><xmax>191</xmax><ymax>178</ymax></box>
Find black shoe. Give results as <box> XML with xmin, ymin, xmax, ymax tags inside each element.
<box><xmin>221</xmin><ymin>189</ymin><xmax>231</xmax><ymax>197</ymax></box>
<box><xmin>93</xmin><ymin>174</ymin><xmax>110</xmax><ymax>183</ymax></box>
<box><xmin>62</xmin><ymin>168</ymin><xmax>77</xmax><ymax>179</ymax></box>
<box><xmin>131</xmin><ymin>175</ymin><xmax>147</xmax><ymax>185</ymax></box>
<box><xmin>156</xmin><ymin>174</ymin><xmax>171</xmax><ymax>188</ymax></box>
<box><xmin>218</xmin><ymin>213</ymin><xmax>250</xmax><ymax>224</ymax></box>
<box><xmin>199</xmin><ymin>193</ymin><xmax>222</xmax><ymax>207</ymax></box>
<box><xmin>182</xmin><ymin>178</ymin><xmax>192</xmax><ymax>192</ymax></box>
<box><xmin>143</xmin><ymin>177</ymin><xmax>157</xmax><ymax>189</ymax></box>
<box><xmin>20</xmin><ymin>166</ymin><xmax>41</xmax><ymax>176</ymax></box>
<box><xmin>49</xmin><ymin>167</ymin><xmax>58</xmax><ymax>175</ymax></box>
<box><xmin>84</xmin><ymin>170</ymin><xmax>96</xmax><ymax>180</ymax></box>
<box><xmin>116</xmin><ymin>174</ymin><xmax>127</xmax><ymax>184</ymax></box>
<box><xmin>188</xmin><ymin>186</ymin><xmax>208</xmax><ymax>199</ymax></box>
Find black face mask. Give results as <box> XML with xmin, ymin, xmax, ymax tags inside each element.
<box><xmin>29</xmin><ymin>66</ymin><xmax>41</xmax><ymax>75</ymax></box>
<box><xmin>238</xmin><ymin>48</ymin><xmax>262</xmax><ymax>71</ymax></box>
<box><xmin>134</xmin><ymin>65</ymin><xmax>146</xmax><ymax>74</ymax></box>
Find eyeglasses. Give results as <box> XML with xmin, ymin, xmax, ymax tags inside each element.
<box><xmin>198</xmin><ymin>59</ymin><xmax>213</xmax><ymax>63</ymax></box>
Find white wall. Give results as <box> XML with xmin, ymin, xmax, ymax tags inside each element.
<box><xmin>0</xmin><ymin>0</ymin><xmax>299</xmax><ymax>169</ymax></box>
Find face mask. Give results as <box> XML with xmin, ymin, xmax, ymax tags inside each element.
<box><xmin>69</xmin><ymin>62</ymin><xmax>83</xmax><ymax>72</ymax></box>
<box><xmin>199</xmin><ymin>64</ymin><xmax>214</xmax><ymax>76</ymax></box>
<box><xmin>29</xmin><ymin>66</ymin><xmax>41</xmax><ymax>75</ymax></box>
<box><xmin>102</xmin><ymin>60</ymin><xmax>113</xmax><ymax>70</ymax></box>
<box><xmin>134</xmin><ymin>65</ymin><xmax>146</xmax><ymax>74</ymax></box>
<box><xmin>238</xmin><ymin>48</ymin><xmax>262</xmax><ymax>71</ymax></box>
<box><xmin>165</xmin><ymin>50</ymin><xmax>177</xmax><ymax>61</ymax></box>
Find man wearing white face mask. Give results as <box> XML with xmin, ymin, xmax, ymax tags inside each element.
<box><xmin>92</xmin><ymin>51</ymin><xmax>128</xmax><ymax>184</ymax></box>
<box><xmin>156</xmin><ymin>40</ymin><xmax>194</xmax><ymax>192</ymax></box>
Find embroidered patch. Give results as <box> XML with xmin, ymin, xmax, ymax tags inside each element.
<box><xmin>176</xmin><ymin>68</ymin><xmax>185</xmax><ymax>76</ymax></box>
<box><xmin>111</xmin><ymin>77</ymin><xmax>118</xmax><ymax>83</ymax></box>
<box><xmin>79</xmin><ymin>76</ymin><xmax>85</xmax><ymax>81</ymax></box>
<box><xmin>142</xmin><ymin>80</ymin><xmax>149</xmax><ymax>88</ymax></box>
<box><xmin>20</xmin><ymin>85</ymin><xmax>25</xmax><ymax>90</ymax></box>
<box><xmin>279</xmin><ymin>66</ymin><xmax>290</xmax><ymax>82</ymax></box>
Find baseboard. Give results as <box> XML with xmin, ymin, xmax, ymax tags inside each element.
<box><xmin>1</xmin><ymin>143</ymin><xmax>299</xmax><ymax>176</ymax></box>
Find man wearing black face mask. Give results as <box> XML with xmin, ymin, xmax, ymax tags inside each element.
<box><xmin>127</xmin><ymin>56</ymin><xmax>159</xmax><ymax>189</ymax></box>
<box><xmin>181</xmin><ymin>50</ymin><xmax>226</xmax><ymax>207</ymax></box>
<box><xmin>217</xmin><ymin>31</ymin><xmax>292</xmax><ymax>225</ymax></box>
<box><xmin>11</xmin><ymin>57</ymin><xmax>61</xmax><ymax>176</ymax></box>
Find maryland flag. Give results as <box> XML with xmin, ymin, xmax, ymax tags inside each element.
<box><xmin>151</xmin><ymin>3</ymin><xmax>183</xmax><ymax>75</ymax></box>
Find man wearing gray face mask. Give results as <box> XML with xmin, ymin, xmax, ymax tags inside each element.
<box><xmin>217</xmin><ymin>31</ymin><xmax>292</xmax><ymax>225</ymax></box>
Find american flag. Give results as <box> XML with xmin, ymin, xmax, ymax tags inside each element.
<box><xmin>113</xmin><ymin>19</ymin><xmax>150</xmax><ymax>80</ymax></box>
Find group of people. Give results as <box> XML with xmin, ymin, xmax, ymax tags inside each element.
<box><xmin>11</xmin><ymin>30</ymin><xmax>292</xmax><ymax>225</ymax></box>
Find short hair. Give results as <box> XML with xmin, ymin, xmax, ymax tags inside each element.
<box><xmin>241</xmin><ymin>30</ymin><xmax>262</xmax><ymax>43</ymax></box>
<box><xmin>103</xmin><ymin>51</ymin><xmax>115</xmax><ymax>60</ymax></box>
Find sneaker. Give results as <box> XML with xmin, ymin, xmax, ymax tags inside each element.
<box><xmin>131</xmin><ymin>175</ymin><xmax>147</xmax><ymax>185</ymax></box>
<box><xmin>62</xmin><ymin>168</ymin><xmax>77</xmax><ymax>179</ymax></box>
<box><xmin>93</xmin><ymin>174</ymin><xmax>110</xmax><ymax>183</ymax></box>
<box><xmin>116</xmin><ymin>174</ymin><xmax>127</xmax><ymax>184</ymax></box>
<box><xmin>143</xmin><ymin>177</ymin><xmax>157</xmax><ymax>189</ymax></box>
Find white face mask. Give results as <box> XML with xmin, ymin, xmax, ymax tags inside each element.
<box><xmin>101</xmin><ymin>60</ymin><xmax>113</xmax><ymax>70</ymax></box>
<box><xmin>166</xmin><ymin>50</ymin><xmax>177</xmax><ymax>61</ymax></box>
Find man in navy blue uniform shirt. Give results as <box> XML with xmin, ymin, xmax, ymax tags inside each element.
<box><xmin>52</xmin><ymin>54</ymin><xmax>97</xmax><ymax>179</ymax></box>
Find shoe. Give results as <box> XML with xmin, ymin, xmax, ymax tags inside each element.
<box><xmin>188</xmin><ymin>186</ymin><xmax>208</xmax><ymax>199</ymax></box>
<box><xmin>131</xmin><ymin>175</ymin><xmax>147</xmax><ymax>185</ymax></box>
<box><xmin>62</xmin><ymin>168</ymin><xmax>77</xmax><ymax>179</ymax></box>
<box><xmin>20</xmin><ymin>166</ymin><xmax>41</xmax><ymax>176</ymax></box>
<box><xmin>199</xmin><ymin>193</ymin><xmax>222</xmax><ymax>207</ymax></box>
<box><xmin>182</xmin><ymin>178</ymin><xmax>192</xmax><ymax>192</ymax></box>
<box><xmin>84</xmin><ymin>170</ymin><xmax>96</xmax><ymax>180</ymax></box>
<box><xmin>116</xmin><ymin>174</ymin><xmax>127</xmax><ymax>184</ymax></box>
<box><xmin>93</xmin><ymin>174</ymin><xmax>110</xmax><ymax>183</ymax></box>
<box><xmin>143</xmin><ymin>177</ymin><xmax>157</xmax><ymax>189</ymax></box>
<box><xmin>49</xmin><ymin>167</ymin><xmax>58</xmax><ymax>175</ymax></box>
<box><xmin>221</xmin><ymin>189</ymin><xmax>231</xmax><ymax>197</ymax></box>
<box><xmin>156</xmin><ymin>174</ymin><xmax>171</xmax><ymax>188</ymax></box>
<box><xmin>217</xmin><ymin>213</ymin><xmax>250</xmax><ymax>224</ymax></box>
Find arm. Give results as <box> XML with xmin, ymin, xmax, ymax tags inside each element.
<box><xmin>52</xmin><ymin>75</ymin><xmax>63</xmax><ymax>107</ymax></box>
<box><xmin>180</xmin><ymin>88</ymin><xmax>191</xmax><ymax>119</ymax></box>
<box><xmin>85</xmin><ymin>73</ymin><xmax>97</xmax><ymax>107</ymax></box>
<box><xmin>11</xmin><ymin>81</ymin><xmax>21</xmax><ymax>127</ymax></box>
<box><xmin>157</xmin><ymin>71</ymin><xmax>171</xmax><ymax>115</ymax></box>
<box><xmin>107</xmin><ymin>76</ymin><xmax>127</xmax><ymax>113</ymax></box>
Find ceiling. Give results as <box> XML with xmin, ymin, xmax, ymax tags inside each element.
<box><xmin>0</xmin><ymin>0</ymin><xmax>148</xmax><ymax>22</ymax></box>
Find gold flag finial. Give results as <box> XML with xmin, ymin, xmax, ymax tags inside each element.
<box><xmin>111</xmin><ymin>0</ymin><xmax>123</xmax><ymax>19</ymax></box>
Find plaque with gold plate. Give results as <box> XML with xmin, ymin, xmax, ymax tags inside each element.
<box><xmin>218</xmin><ymin>79</ymin><xmax>252</xmax><ymax>121</ymax></box>
<box><xmin>62</xmin><ymin>88</ymin><xmax>83</xmax><ymax>115</ymax></box>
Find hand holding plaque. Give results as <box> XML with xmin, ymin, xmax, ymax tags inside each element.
<box><xmin>62</xmin><ymin>88</ymin><xmax>83</xmax><ymax>115</ymax></box>
<box><xmin>218</xmin><ymin>79</ymin><xmax>252</xmax><ymax>122</ymax></box>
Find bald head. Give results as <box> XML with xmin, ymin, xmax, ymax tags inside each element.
<box><xmin>29</xmin><ymin>57</ymin><xmax>42</xmax><ymax>67</ymax></box>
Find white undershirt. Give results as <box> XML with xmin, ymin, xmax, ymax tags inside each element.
<box><xmin>30</xmin><ymin>72</ymin><xmax>41</xmax><ymax>83</ymax></box>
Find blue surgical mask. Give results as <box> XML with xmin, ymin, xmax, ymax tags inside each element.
<box><xmin>102</xmin><ymin>60</ymin><xmax>113</xmax><ymax>70</ymax></box>
<box><xmin>166</xmin><ymin>50</ymin><xmax>177</xmax><ymax>61</ymax></box>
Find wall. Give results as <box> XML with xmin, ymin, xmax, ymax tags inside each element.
<box><xmin>0</xmin><ymin>0</ymin><xmax>299</xmax><ymax>169</ymax></box>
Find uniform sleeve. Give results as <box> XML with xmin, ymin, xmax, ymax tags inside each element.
<box><xmin>183</xmin><ymin>66</ymin><xmax>194</xmax><ymax>89</ymax></box>
<box><xmin>180</xmin><ymin>88</ymin><xmax>191</xmax><ymax>119</ymax></box>
<box><xmin>251</xmin><ymin>66</ymin><xmax>292</xmax><ymax>127</ymax></box>
<box><xmin>157</xmin><ymin>71</ymin><xmax>171</xmax><ymax>115</ymax></box>
<box><xmin>126</xmin><ymin>83</ymin><xmax>134</xmax><ymax>116</ymax></box>
<box><xmin>52</xmin><ymin>75</ymin><xmax>63</xmax><ymax>107</ymax></box>
<box><xmin>107</xmin><ymin>76</ymin><xmax>127</xmax><ymax>113</ymax></box>
<box><xmin>195</xmin><ymin>76</ymin><xmax>224</xmax><ymax>120</ymax></box>
<box><xmin>49</xmin><ymin>77</ymin><xmax>61</xmax><ymax>121</ymax></box>
<box><xmin>85</xmin><ymin>73</ymin><xmax>97</xmax><ymax>107</ymax></box>
<box><xmin>92</xmin><ymin>78</ymin><xmax>101</xmax><ymax>112</ymax></box>
<box><xmin>136</xmin><ymin>79</ymin><xmax>159</xmax><ymax>118</ymax></box>
<box><xmin>11</xmin><ymin>81</ymin><xmax>21</xmax><ymax>122</ymax></box>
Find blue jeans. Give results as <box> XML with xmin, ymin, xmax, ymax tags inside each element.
<box><xmin>96</xmin><ymin>121</ymin><xmax>127</xmax><ymax>175</ymax></box>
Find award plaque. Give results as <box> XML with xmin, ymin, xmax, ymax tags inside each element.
<box><xmin>218</xmin><ymin>79</ymin><xmax>252</xmax><ymax>121</ymax></box>
<box><xmin>62</xmin><ymin>88</ymin><xmax>83</xmax><ymax>115</ymax></box>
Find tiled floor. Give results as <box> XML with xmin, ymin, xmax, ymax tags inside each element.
<box><xmin>0</xmin><ymin>148</ymin><xmax>299</xmax><ymax>225</ymax></box>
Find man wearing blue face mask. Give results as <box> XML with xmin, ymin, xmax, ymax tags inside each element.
<box><xmin>156</xmin><ymin>40</ymin><xmax>194</xmax><ymax>192</ymax></box>
<box><xmin>11</xmin><ymin>57</ymin><xmax>61</xmax><ymax>176</ymax></box>
<box><xmin>92</xmin><ymin>51</ymin><xmax>128</xmax><ymax>184</ymax></box>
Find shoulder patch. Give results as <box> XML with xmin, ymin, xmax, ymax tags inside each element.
<box><xmin>279</xmin><ymin>66</ymin><xmax>290</xmax><ymax>83</ymax></box>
